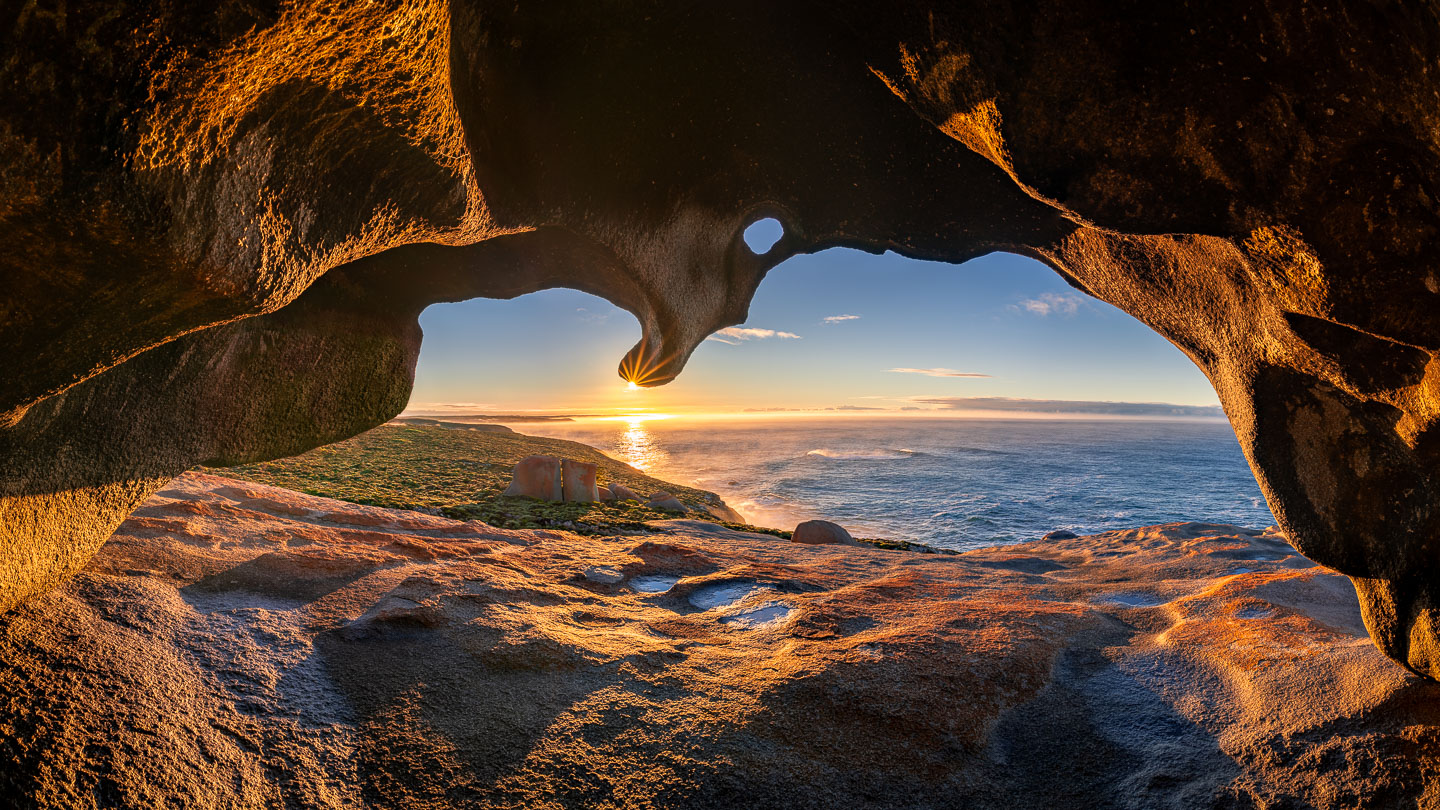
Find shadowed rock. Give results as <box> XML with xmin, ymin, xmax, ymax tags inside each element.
<box><xmin>792</xmin><ymin>520</ymin><xmax>855</xmax><ymax>546</ymax></box>
<box><xmin>2</xmin><ymin>2</ymin><xmax>1440</xmax><ymax>678</ymax></box>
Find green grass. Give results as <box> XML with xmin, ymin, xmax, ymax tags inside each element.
<box><xmin>209</xmin><ymin>424</ymin><xmax>770</xmax><ymax>535</ymax></box>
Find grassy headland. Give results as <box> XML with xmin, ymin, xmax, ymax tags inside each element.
<box><xmin>211</xmin><ymin>423</ymin><xmax>775</xmax><ymax>535</ymax></box>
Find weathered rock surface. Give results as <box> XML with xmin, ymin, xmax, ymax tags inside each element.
<box><xmin>3</xmin><ymin>3</ymin><xmax>1440</xmax><ymax>678</ymax></box>
<box><xmin>560</xmin><ymin>459</ymin><xmax>599</xmax><ymax>503</ymax></box>
<box><xmin>597</xmin><ymin>485</ymin><xmax>614</xmax><ymax>502</ymax></box>
<box><xmin>4</xmin><ymin>474</ymin><xmax>1439</xmax><ymax>808</ymax></box>
<box><xmin>791</xmin><ymin>519</ymin><xmax>856</xmax><ymax>545</ymax></box>
<box><xmin>501</xmin><ymin>455</ymin><xmax>563</xmax><ymax>501</ymax></box>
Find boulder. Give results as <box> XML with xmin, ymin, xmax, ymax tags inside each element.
<box><xmin>502</xmin><ymin>456</ymin><xmax>562</xmax><ymax>501</ymax></box>
<box><xmin>700</xmin><ymin>501</ymin><xmax>747</xmax><ymax>523</ymax></box>
<box><xmin>648</xmin><ymin>492</ymin><xmax>688</xmax><ymax>513</ymax></box>
<box><xmin>792</xmin><ymin>520</ymin><xmax>854</xmax><ymax>545</ymax></box>
<box><xmin>1043</xmin><ymin>530</ymin><xmax>1080</xmax><ymax>541</ymax></box>
<box><xmin>608</xmin><ymin>484</ymin><xmax>640</xmax><ymax>501</ymax></box>
<box><xmin>561</xmin><ymin>459</ymin><xmax>599</xmax><ymax>503</ymax></box>
<box><xmin>597</xmin><ymin>486</ymin><xmax>614</xmax><ymax>501</ymax></box>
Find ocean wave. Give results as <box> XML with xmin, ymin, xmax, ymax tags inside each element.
<box><xmin>806</xmin><ymin>448</ymin><xmax>919</xmax><ymax>460</ymax></box>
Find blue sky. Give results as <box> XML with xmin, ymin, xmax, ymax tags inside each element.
<box><xmin>407</xmin><ymin>244</ymin><xmax>1220</xmax><ymax>415</ymax></box>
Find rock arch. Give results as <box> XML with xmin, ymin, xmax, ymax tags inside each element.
<box><xmin>3</xmin><ymin>1</ymin><xmax>1439</xmax><ymax>677</ymax></box>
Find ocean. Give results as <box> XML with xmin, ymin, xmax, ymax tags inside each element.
<box><xmin>498</xmin><ymin>416</ymin><xmax>1276</xmax><ymax>551</ymax></box>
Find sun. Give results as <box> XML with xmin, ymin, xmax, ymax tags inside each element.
<box><xmin>627</xmin><ymin>381</ymin><xmax>639</xmax><ymax>391</ymax></box>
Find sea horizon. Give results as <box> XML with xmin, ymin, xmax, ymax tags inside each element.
<box><xmin>454</xmin><ymin>413</ymin><xmax>1276</xmax><ymax>550</ymax></box>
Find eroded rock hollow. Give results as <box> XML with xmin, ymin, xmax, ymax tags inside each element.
<box><xmin>3</xmin><ymin>1</ymin><xmax>1439</xmax><ymax>677</ymax></box>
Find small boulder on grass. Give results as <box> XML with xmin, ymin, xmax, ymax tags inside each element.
<box><xmin>792</xmin><ymin>520</ymin><xmax>854</xmax><ymax>545</ymax></box>
<box><xmin>598</xmin><ymin>485</ymin><xmax>614</xmax><ymax>501</ymax></box>
<box><xmin>608</xmin><ymin>484</ymin><xmax>639</xmax><ymax>501</ymax></box>
<box><xmin>648</xmin><ymin>492</ymin><xmax>688</xmax><ymax>512</ymax></box>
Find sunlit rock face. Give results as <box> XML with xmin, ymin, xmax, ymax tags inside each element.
<box><xmin>3</xmin><ymin>1</ymin><xmax>1440</xmax><ymax>678</ymax></box>
<box><xmin>4</xmin><ymin>476</ymin><xmax>1437</xmax><ymax>807</ymax></box>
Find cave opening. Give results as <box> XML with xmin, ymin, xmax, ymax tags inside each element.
<box><xmin>236</xmin><ymin>245</ymin><xmax>1277</xmax><ymax>548</ymax></box>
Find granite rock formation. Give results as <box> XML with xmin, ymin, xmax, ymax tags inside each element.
<box><xmin>4</xmin><ymin>474</ymin><xmax>1439</xmax><ymax>808</ymax></box>
<box><xmin>560</xmin><ymin>459</ymin><xmax>599</xmax><ymax>504</ymax></box>
<box><xmin>3</xmin><ymin>2</ymin><xmax>1440</xmax><ymax>677</ymax></box>
<box><xmin>501</xmin><ymin>455</ymin><xmax>563</xmax><ymax>501</ymax></box>
<box><xmin>791</xmin><ymin>520</ymin><xmax>857</xmax><ymax>546</ymax></box>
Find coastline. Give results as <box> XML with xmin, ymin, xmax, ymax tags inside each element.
<box><xmin>483</xmin><ymin>414</ymin><xmax>1276</xmax><ymax>549</ymax></box>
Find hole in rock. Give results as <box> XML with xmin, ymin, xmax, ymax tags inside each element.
<box><xmin>742</xmin><ymin>217</ymin><xmax>785</xmax><ymax>254</ymax></box>
<box><xmin>632</xmin><ymin>574</ymin><xmax>680</xmax><ymax>594</ymax></box>
<box><xmin>239</xmin><ymin>244</ymin><xmax>1276</xmax><ymax>553</ymax></box>
<box><xmin>720</xmin><ymin>601</ymin><xmax>792</xmax><ymax>628</ymax></box>
<box><xmin>688</xmin><ymin>581</ymin><xmax>770</xmax><ymax>611</ymax></box>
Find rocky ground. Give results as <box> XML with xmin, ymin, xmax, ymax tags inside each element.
<box><xmin>3</xmin><ymin>473</ymin><xmax>1439</xmax><ymax>809</ymax></box>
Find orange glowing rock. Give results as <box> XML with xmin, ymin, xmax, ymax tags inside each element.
<box><xmin>502</xmin><ymin>455</ymin><xmax>563</xmax><ymax>501</ymax></box>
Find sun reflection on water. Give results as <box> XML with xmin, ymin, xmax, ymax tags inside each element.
<box><xmin>602</xmin><ymin>414</ymin><xmax>672</xmax><ymax>472</ymax></box>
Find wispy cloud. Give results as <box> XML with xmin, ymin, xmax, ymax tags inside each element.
<box><xmin>887</xmin><ymin>368</ymin><xmax>992</xmax><ymax>378</ymax></box>
<box><xmin>401</xmin><ymin>401</ymin><xmax>500</xmax><ymax>414</ymax></box>
<box><xmin>742</xmin><ymin>405</ymin><xmax>884</xmax><ymax>412</ymax></box>
<box><xmin>822</xmin><ymin>314</ymin><xmax>861</xmax><ymax>324</ymax></box>
<box><xmin>575</xmin><ymin>306</ymin><xmax>610</xmax><ymax>324</ymax></box>
<box><xmin>909</xmin><ymin>396</ymin><xmax>1224</xmax><ymax>417</ymax></box>
<box><xmin>1013</xmin><ymin>292</ymin><xmax>1085</xmax><ymax>317</ymax></box>
<box><xmin>706</xmin><ymin>327</ymin><xmax>802</xmax><ymax>344</ymax></box>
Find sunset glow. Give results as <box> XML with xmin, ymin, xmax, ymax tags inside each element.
<box><xmin>409</xmin><ymin>249</ymin><xmax>1223</xmax><ymax>416</ymax></box>
<box><xmin>600</xmin><ymin>412</ymin><xmax>674</xmax><ymax>424</ymax></box>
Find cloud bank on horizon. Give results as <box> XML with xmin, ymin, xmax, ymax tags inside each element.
<box><xmin>888</xmin><ymin>368</ymin><xmax>992</xmax><ymax>378</ymax></box>
<box><xmin>911</xmin><ymin>396</ymin><xmax>1224</xmax><ymax>417</ymax></box>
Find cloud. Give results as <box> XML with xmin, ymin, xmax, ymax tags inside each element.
<box><xmin>741</xmin><ymin>405</ymin><xmax>884</xmax><ymax>412</ymax></box>
<box><xmin>1014</xmin><ymin>292</ymin><xmax>1085</xmax><ymax>316</ymax></box>
<box><xmin>822</xmin><ymin>314</ymin><xmax>861</xmax><ymax>324</ymax></box>
<box><xmin>400</xmin><ymin>402</ymin><xmax>501</xmax><ymax>416</ymax></box>
<box><xmin>908</xmin><ymin>396</ymin><xmax>1224</xmax><ymax>418</ymax></box>
<box><xmin>887</xmin><ymin>368</ymin><xmax>992</xmax><ymax>378</ymax></box>
<box><xmin>706</xmin><ymin>327</ymin><xmax>802</xmax><ymax>343</ymax></box>
<box><xmin>575</xmin><ymin>306</ymin><xmax>610</xmax><ymax>324</ymax></box>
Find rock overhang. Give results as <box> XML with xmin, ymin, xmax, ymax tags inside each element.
<box><xmin>2</xmin><ymin>0</ymin><xmax>1440</xmax><ymax>682</ymax></box>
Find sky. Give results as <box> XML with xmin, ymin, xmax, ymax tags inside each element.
<box><xmin>406</xmin><ymin>225</ymin><xmax>1221</xmax><ymax>417</ymax></box>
